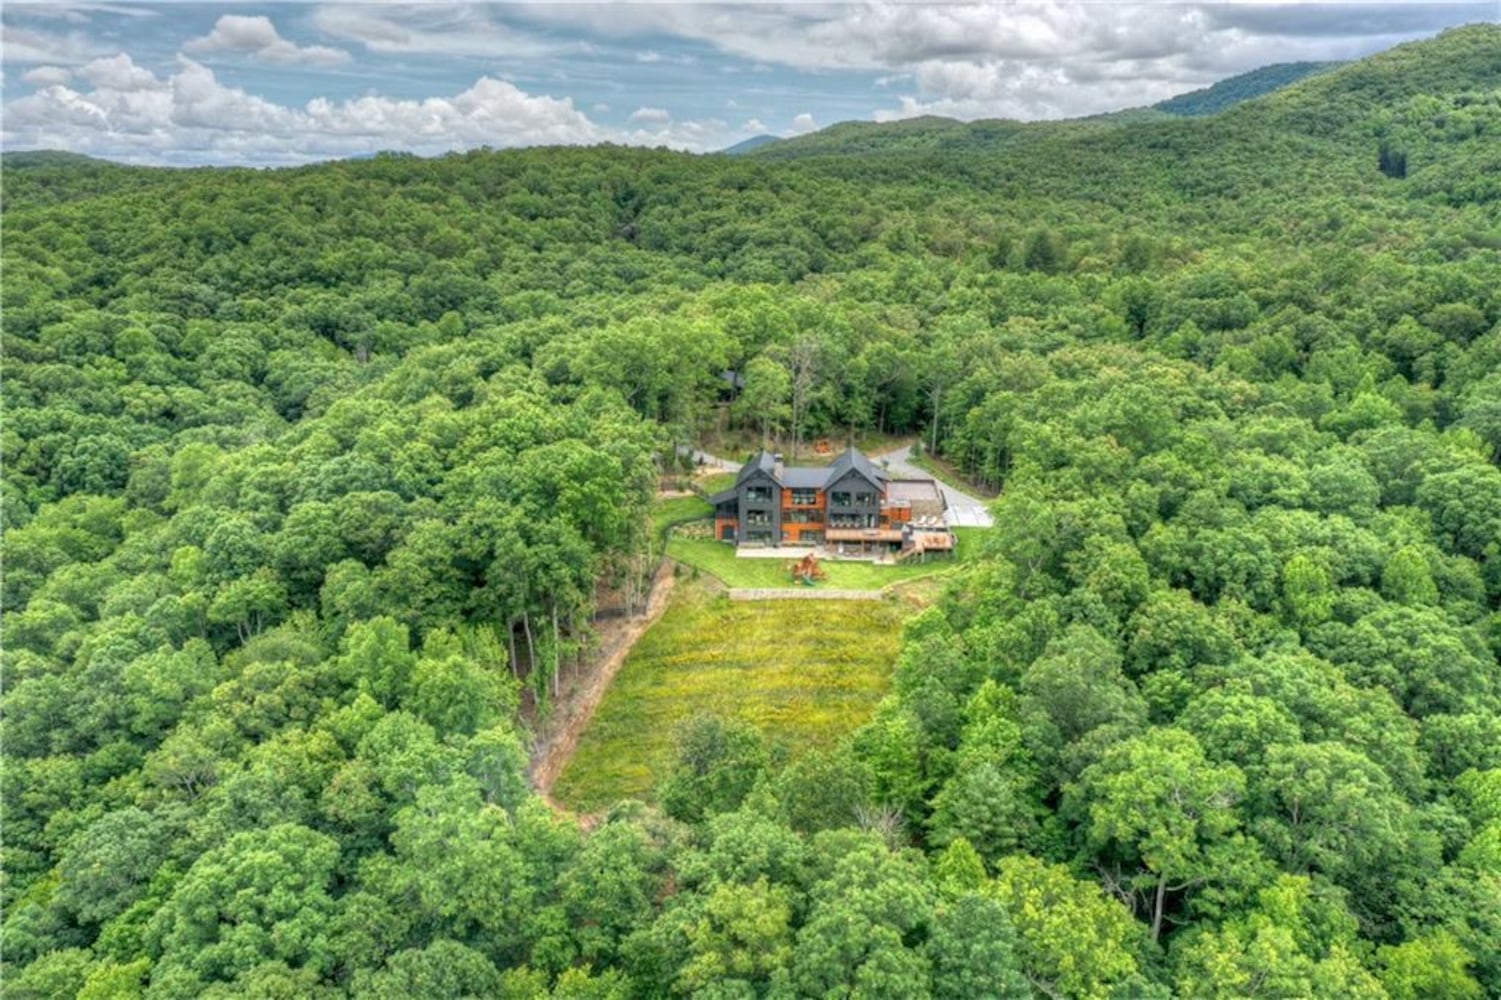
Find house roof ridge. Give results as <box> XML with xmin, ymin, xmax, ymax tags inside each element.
<box><xmin>732</xmin><ymin>445</ymin><xmax>888</xmax><ymax>489</ymax></box>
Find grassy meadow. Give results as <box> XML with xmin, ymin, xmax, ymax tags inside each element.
<box><xmin>554</xmin><ymin>582</ymin><xmax>909</xmax><ymax>812</ymax></box>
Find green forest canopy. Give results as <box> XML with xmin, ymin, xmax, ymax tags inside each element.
<box><xmin>2</xmin><ymin>22</ymin><xmax>1499</xmax><ymax>1000</ymax></box>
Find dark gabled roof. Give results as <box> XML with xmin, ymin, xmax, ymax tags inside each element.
<box><xmin>729</xmin><ymin>447</ymin><xmax>888</xmax><ymax>492</ymax></box>
<box><xmin>734</xmin><ymin>451</ymin><xmax>778</xmax><ymax>485</ymax></box>
<box><xmin>780</xmin><ymin>467</ymin><xmax>828</xmax><ymax>489</ymax></box>
<box><xmin>827</xmin><ymin>447</ymin><xmax>888</xmax><ymax>488</ymax></box>
<box><xmin>709</xmin><ymin>488</ymin><xmax>739</xmax><ymax>506</ymax></box>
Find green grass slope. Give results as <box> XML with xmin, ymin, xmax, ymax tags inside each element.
<box><xmin>666</xmin><ymin>531</ymin><xmax>985</xmax><ymax>590</ymax></box>
<box><xmin>555</xmin><ymin>582</ymin><xmax>907</xmax><ymax>812</ymax></box>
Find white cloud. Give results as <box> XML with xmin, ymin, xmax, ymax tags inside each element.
<box><xmin>23</xmin><ymin>65</ymin><xmax>74</xmax><ymax>85</ymax></box>
<box><xmin>184</xmin><ymin>15</ymin><xmax>351</xmax><ymax>67</ymax></box>
<box><xmin>2</xmin><ymin>55</ymin><xmax>609</xmax><ymax>165</ymax></box>
<box><xmin>520</xmin><ymin>2</ymin><xmax>1495</xmax><ymax>122</ymax></box>
<box><xmin>79</xmin><ymin>53</ymin><xmax>157</xmax><ymax>90</ymax></box>
<box><xmin>620</xmin><ymin>116</ymin><xmax>728</xmax><ymax>151</ymax></box>
<box><xmin>311</xmin><ymin>4</ymin><xmax>557</xmax><ymax>59</ymax></box>
<box><xmin>9</xmin><ymin>3</ymin><xmax>160</xmax><ymax>20</ymax></box>
<box><xmin>0</xmin><ymin>24</ymin><xmax>111</xmax><ymax>65</ymax></box>
<box><xmin>7</xmin><ymin>1</ymin><xmax>1485</xmax><ymax>162</ymax></box>
<box><xmin>636</xmin><ymin>49</ymin><xmax>696</xmax><ymax>66</ymax></box>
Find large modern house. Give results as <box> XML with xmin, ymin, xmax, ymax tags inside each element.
<box><xmin>710</xmin><ymin>448</ymin><xmax>955</xmax><ymax>556</ymax></box>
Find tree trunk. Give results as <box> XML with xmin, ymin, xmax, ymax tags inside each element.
<box><xmin>791</xmin><ymin>393</ymin><xmax>802</xmax><ymax>461</ymax></box>
<box><xmin>551</xmin><ymin>603</ymin><xmax>561</xmax><ymax>699</ymax></box>
<box><xmin>507</xmin><ymin>620</ymin><xmax>519</xmax><ymax>677</ymax></box>
<box><xmin>522</xmin><ymin>611</ymin><xmax>536</xmax><ymax>683</ymax></box>
<box><xmin>1151</xmin><ymin>872</ymin><xmax>1168</xmax><ymax>942</ymax></box>
<box><xmin>929</xmin><ymin>386</ymin><xmax>942</xmax><ymax>454</ymax></box>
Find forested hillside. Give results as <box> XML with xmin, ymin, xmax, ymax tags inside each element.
<box><xmin>3</xmin><ymin>23</ymin><xmax>1499</xmax><ymax>999</ymax></box>
<box><xmin>1152</xmin><ymin>62</ymin><xmax>1343</xmax><ymax>117</ymax></box>
<box><xmin>750</xmin><ymin>60</ymin><xmax>1347</xmax><ymax>162</ymax></box>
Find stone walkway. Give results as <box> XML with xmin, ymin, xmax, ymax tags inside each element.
<box><xmin>729</xmin><ymin>588</ymin><xmax>886</xmax><ymax>601</ymax></box>
<box><xmin>875</xmin><ymin>443</ymin><xmax>996</xmax><ymax>528</ymax></box>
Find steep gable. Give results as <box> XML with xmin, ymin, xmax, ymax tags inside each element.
<box><xmin>826</xmin><ymin>448</ymin><xmax>887</xmax><ymax>491</ymax></box>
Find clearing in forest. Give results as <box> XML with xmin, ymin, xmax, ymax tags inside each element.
<box><xmin>554</xmin><ymin>580</ymin><xmax>907</xmax><ymax>813</ymax></box>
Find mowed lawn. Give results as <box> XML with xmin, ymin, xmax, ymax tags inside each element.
<box><xmin>651</xmin><ymin>495</ymin><xmax>712</xmax><ymax>544</ymax></box>
<box><xmin>554</xmin><ymin>584</ymin><xmax>908</xmax><ymax>813</ymax></box>
<box><xmin>666</xmin><ymin>527</ymin><xmax>988</xmax><ymax>590</ymax></box>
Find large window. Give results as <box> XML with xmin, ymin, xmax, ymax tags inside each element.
<box><xmin>787</xmin><ymin>510</ymin><xmax>823</xmax><ymax>524</ymax></box>
<box><xmin>747</xmin><ymin>510</ymin><xmax>770</xmax><ymax>526</ymax></box>
<box><xmin>746</xmin><ymin>486</ymin><xmax>773</xmax><ymax>502</ymax></box>
<box><xmin>830</xmin><ymin>513</ymin><xmax>877</xmax><ymax>529</ymax></box>
<box><xmin>855</xmin><ymin>491</ymin><xmax>877</xmax><ymax>506</ymax></box>
<box><xmin>790</xmin><ymin>488</ymin><xmax>818</xmax><ymax>506</ymax></box>
<box><xmin>830</xmin><ymin>491</ymin><xmax>852</xmax><ymax>506</ymax></box>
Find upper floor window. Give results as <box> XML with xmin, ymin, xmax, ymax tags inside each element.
<box><xmin>746</xmin><ymin>486</ymin><xmax>773</xmax><ymax>503</ymax></box>
<box><xmin>830</xmin><ymin>491</ymin><xmax>852</xmax><ymax>506</ymax></box>
<box><xmin>790</xmin><ymin>489</ymin><xmax>818</xmax><ymax>506</ymax></box>
<box><xmin>855</xmin><ymin>492</ymin><xmax>877</xmax><ymax>506</ymax></box>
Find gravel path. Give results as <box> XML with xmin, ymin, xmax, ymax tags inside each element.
<box><xmin>875</xmin><ymin>444</ymin><xmax>995</xmax><ymax>528</ymax></box>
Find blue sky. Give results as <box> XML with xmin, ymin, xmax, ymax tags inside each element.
<box><xmin>3</xmin><ymin>2</ymin><xmax>1495</xmax><ymax>165</ymax></box>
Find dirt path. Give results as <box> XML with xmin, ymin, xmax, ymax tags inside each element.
<box><xmin>529</xmin><ymin>559</ymin><xmax>678</xmax><ymax>814</ymax></box>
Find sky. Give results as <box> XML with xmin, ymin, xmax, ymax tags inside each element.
<box><xmin>2</xmin><ymin>2</ymin><xmax>1496</xmax><ymax>166</ymax></box>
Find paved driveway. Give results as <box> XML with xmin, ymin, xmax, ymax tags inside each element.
<box><xmin>876</xmin><ymin>444</ymin><xmax>996</xmax><ymax>528</ymax></box>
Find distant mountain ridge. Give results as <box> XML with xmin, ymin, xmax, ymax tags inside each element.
<box><xmin>2</xmin><ymin>150</ymin><xmax>117</xmax><ymax>168</ymax></box>
<box><xmin>743</xmin><ymin>24</ymin><xmax>1500</xmax><ymax>161</ymax></box>
<box><xmin>1153</xmin><ymin>62</ymin><xmax>1344</xmax><ymax>117</ymax></box>
<box><xmin>742</xmin><ymin>60</ymin><xmax>1344</xmax><ymax>161</ymax></box>
<box><xmin>720</xmin><ymin>134</ymin><xmax>782</xmax><ymax>156</ymax></box>
<box><xmin>6</xmin><ymin>24</ymin><xmax>1497</xmax><ymax>177</ymax></box>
